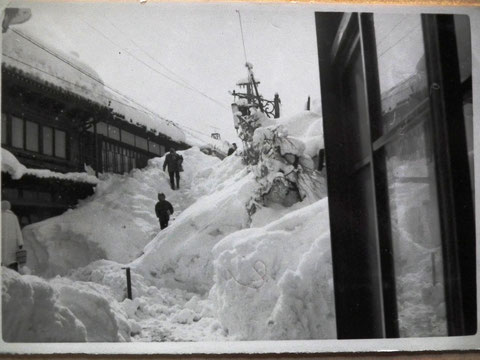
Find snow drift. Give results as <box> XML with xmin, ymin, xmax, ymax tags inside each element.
<box><xmin>131</xmin><ymin>154</ymin><xmax>257</xmax><ymax>293</ymax></box>
<box><xmin>22</xmin><ymin>148</ymin><xmax>219</xmax><ymax>277</ymax></box>
<box><xmin>210</xmin><ymin>198</ymin><xmax>336</xmax><ymax>340</ymax></box>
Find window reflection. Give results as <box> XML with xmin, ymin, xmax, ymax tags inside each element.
<box><xmin>374</xmin><ymin>14</ymin><xmax>447</xmax><ymax>337</ymax></box>
<box><xmin>375</xmin><ymin>15</ymin><xmax>428</xmax><ymax>135</ymax></box>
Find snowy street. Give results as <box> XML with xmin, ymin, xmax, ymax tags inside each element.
<box><xmin>2</xmin><ymin>109</ymin><xmax>338</xmax><ymax>342</ymax></box>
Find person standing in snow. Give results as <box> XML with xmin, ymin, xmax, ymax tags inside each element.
<box><xmin>155</xmin><ymin>193</ymin><xmax>174</xmax><ymax>230</ymax></box>
<box><xmin>227</xmin><ymin>143</ymin><xmax>237</xmax><ymax>156</ymax></box>
<box><xmin>1</xmin><ymin>201</ymin><xmax>24</xmax><ymax>272</ymax></box>
<box><xmin>163</xmin><ymin>148</ymin><xmax>183</xmax><ymax>190</ymax></box>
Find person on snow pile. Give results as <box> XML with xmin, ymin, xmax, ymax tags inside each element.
<box><xmin>227</xmin><ymin>143</ymin><xmax>238</xmax><ymax>156</ymax></box>
<box><xmin>163</xmin><ymin>148</ymin><xmax>183</xmax><ymax>190</ymax></box>
<box><xmin>1</xmin><ymin>200</ymin><xmax>24</xmax><ymax>272</ymax></box>
<box><xmin>155</xmin><ymin>193</ymin><xmax>174</xmax><ymax>230</ymax></box>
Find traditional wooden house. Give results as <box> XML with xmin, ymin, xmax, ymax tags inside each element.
<box><xmin>1</xmin><ymin>29</ymin><xmax>189</xmax><ymax>226</ymax></box>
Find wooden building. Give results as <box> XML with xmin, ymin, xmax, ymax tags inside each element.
<box><xmin>1</xmin><ymin>29</ymin><xmax>189</xmax><ymax>226</ymax></box>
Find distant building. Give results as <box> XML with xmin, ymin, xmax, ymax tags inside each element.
<box><xmin>1</xmin><ymin>29</ymin><xmax>189</xmax><ymax>226</ymax></box>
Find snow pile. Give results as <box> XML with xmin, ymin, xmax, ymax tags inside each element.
<box><xmin>210</xmin><ymin>198</ymin><xmax>336</xmax><ymax>340</ymax></box>
<box><xmin>235</xmin><ymin>109</ymin><xmax>326</xmax><ymax>212</ymax></box>
<box><xmin>2</xmin><ymin>267</ymin><xmax>133</xmax><ymax>342</ymax></box>
<box><xmin>275</xmin><ymin>110</ymin><xmax>324</xmax><ymax>160</ymax></box>
<box><xmin>2</xmin><ymin>268</ymin><xmax>87</xmax><ymax>342</ymax></box>
<box><xmin>1</xmin><ymin>149</ymin><xmax>98</xmax><ymax>184</ymax></box>
<box><xmin>67</xmin><ymin>260</ymin><xmax>227</xmax><ymax>341</ymax></box>
<box><xmin>131</xmin><ymin>154</ymin><xmax>258</xmax><ymax>293</ymax></box>
<box><xmin>22</xmin><ymin>147</ymin><xmax>218</xmax><ymax>277</ymax></box>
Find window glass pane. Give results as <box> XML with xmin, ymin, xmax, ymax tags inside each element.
<box><xmin>454</xmin><ymin>15</ymin><xmax>471</xmax><ymax>83</ymax></box>
<box><xmin>108</xmin><ymin>125</ymin><xmax>120</xmax><ymax>141</ymax></box>
<box><xmin>121</xmin><ymin>130</ymin><xmax>135</xmax><ymax>146</ymax></box>
<box><xmin>97</xmin><ymin>122</ymin><xmax>108</xmax><ymax>136</ymax></box>
<box><xmin>2</xmin><ymin>113</ymin><xmax>7</xmax><ymax>144</ymax></box>
<box><xmin>374</xmin><ymin>15</ymin><xmax>429</xmax><ymax>136</ymax></box>
<box><xmin>159</xmin><ymin>145</ymin><xmax>165</xmax><ymax>156</ymax></box>
<box><xmin>25</xmin><ymin>121</ymin><xmax>39</xmax><ymax>152</ymax></box>
<box><xmin>43</xmin><ymin>127</ymin><xmax>53</xmax><ymax>156</ymax></box>
<box><xmin>135</xmin><ymin>136</ymin><xmax>148</xmax><ymax>151</ymax></box>
<box><xmin>385</xmin><ymin>121</ymin><xmax>447</xmax><ymax>337</ymax></box>
<box><xmin>12</xmin><ymin>116</ymin><xmax>24</xmax><ymax>149</ymax></box>
<box><xmin>149</xmin><ymin>141</ymin><xmax>161</xmax><ymax>155</ymax></box>
<box><xmin>54</xmin><ymin>129</ymin><xmax>66</xmax><ymax>159</ymax></box>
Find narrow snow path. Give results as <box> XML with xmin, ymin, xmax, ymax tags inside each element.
<box><xmin>127</xmin><ymin>169</ymin><xmax>230</xmax><ymax>341</ymax></box>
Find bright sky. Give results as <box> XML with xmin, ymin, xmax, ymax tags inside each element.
<box><xmin>6</xmin><ymin>1</ymin><xmax>321</xmax><ymax>143</ymax></box>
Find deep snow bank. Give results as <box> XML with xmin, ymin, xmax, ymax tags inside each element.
<box><xmin>131</xmin><ymin>154</ymin><xmax>258</xmax><ymax>294</ymax></box>
<box><xmin>2</xmin><ymin>268</ymin><xmax>87</xmax><ymax>342</ymax></box>
<box><xmin>2</xmin><ymin>267</ymin><xmax>133</xmax><ymax>342</ymax></box>
<box><xmin>22</xmin><ymin>148</ymin><xmax>219</xmax><ymax>277</ymax></box>
<box><xmin>210</xmin><ymin>198</ymin><xmax>336</xmax><ymax>340</ymax></box>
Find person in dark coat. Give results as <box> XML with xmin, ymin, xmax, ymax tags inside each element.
<box><xmin>163</xmin><ymin>148</ymin><xmax>183</xmax><ymax>190</ymax></box>
<box><xmin>155</xmin><ymin>193</ymin><xmax>174</xmax><ymax>230</ymax></box>
<box><xmin>227</xmin><ymin>143</ymin><xmax>237</xmax><ymax>156</ymax></box>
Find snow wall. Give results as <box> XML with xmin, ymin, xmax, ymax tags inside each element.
<box><xmin>22</xmin><ymin>148</ymin><xmax>219</xmax><ymax>277</ymax></box>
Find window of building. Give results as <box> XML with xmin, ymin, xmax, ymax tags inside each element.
<box><xmin>97</xmin><ymin>122</ymin><xmax>108</xmax><ymax>136</ymax></box>
<box><xmin>54</xmin><ymin>129</ymin><xmax>66</xmax><ymax>159</ymax></box>
<box><xmin>25</xmin><ymin>121</ymin><xmax>39</xmax><ymax>152</ymax></box>
<box><xmin>159</xmin><ymin>145</ymin><xmax>165</xmax><ymax>156</ymax></box>
<box><xmin>135</xmin><ymin>136</ymin><xmax>148</xmax><ymax>151</ymax></box>
<box><xmin>11</xmin><ymin>116</ymin><xmax>24</xmax><ymax>149</ymax></box>
<box><xmin>108</xmin><ymin>125</ymin><xmax>120</xmax><ymax>141</ymax></box>
<box><xmin>148</xmin><ymin>141</ymin><xmax>161</xmax><ymax>155</ymax></box>
<box><xmin>2</xmin><ymin>113</ymin><xmax>7</xmax><ymax>145</ymax></box>
<box><xmin>42</xmin><ymin>126</ymin><xmax>53</xmax><ymax>156</ymax></box>
<box><xmin>121</xmin><ymin>130</ymin><xmax>135</xmax><ymax>146</ymax></box>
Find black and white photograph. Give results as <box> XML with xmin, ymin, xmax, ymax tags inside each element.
<box><xmin>0</xmin><ymin>0</ymin><xmax>478</xmax><ymax>353</ymax></box>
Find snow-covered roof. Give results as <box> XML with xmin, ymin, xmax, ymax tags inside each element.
<box><xmin>106</xmin><ymin>90</ymin><xmax>187</xmax><ymax>144</ymax></box>
<box><xmin>2</xmin><ymin>30</ymin><xmax>187</xmax><ymax>145</ymax></box>
<box><xmin>1</xmin><ymin>149</ymin><xmax>99</xmax><ymax>184</ymax></box>
<box><xmin>2</xmin><ymin>30</ymin><xmax>108</xmax><ymax>107</ymax></box>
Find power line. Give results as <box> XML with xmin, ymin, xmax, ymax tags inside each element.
<box><xmin>378</xmin><ymin>24</ymin><xmax>421</xmax><ymax>59</ymax></box>
<box><xmin>5</xmin><ymin>51</ymin><xmax>208</xmax><ymax>144</ymax></box>
<box><xmin>375</xmin><ymin>15</ymin><xmax>408</xmax><ymax>51</ymax></box>
<box><xmin>2</xmin><ymin>53</ymin><xmax>171</xmax><ymax>127</ymax></box>
<box><xmin>10</xmin><ymin>28</ymin><xmax>189</xmax><ymax>131</ymax></box>
<box><xmin>81</xmin><ymin>19</ymin><xmax>229</xmax><ymax>111</ymax></box>
<box><xmin>102</xmin><ymin>16</ymin><xmax>192</xmax><ymax>89</ymax></box>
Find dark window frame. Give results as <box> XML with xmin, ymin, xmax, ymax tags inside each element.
<box><xmin>316</xmin><ymin>11</ymin><xmax>476</xmax><ymax>338</ymax></box>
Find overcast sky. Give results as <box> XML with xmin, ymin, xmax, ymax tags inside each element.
<box><xmin>6</xmin><ymin>1</ymin><xmax>321</xmax><ymax>143</ymax></box>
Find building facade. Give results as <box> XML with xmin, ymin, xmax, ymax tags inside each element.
<box><xmin>1</xmin><ymin>29</ymin><xmax>189</xmax><ymax>226</ymax></box>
